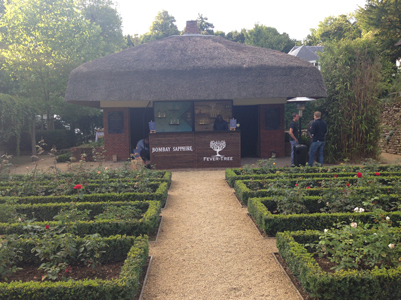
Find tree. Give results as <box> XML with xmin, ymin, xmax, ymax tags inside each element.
<box><xmin>0</xmin><ymin>0</ymin><xmax>104</xmax><ymax>131</ymax></box>
<box><xmin>304</xmin><ymin>14</ymin><xmax>362</xmax><ymax>45</ymax></box>
<box><xmin>0</xmin><ymin>94</ymin><xmax>38</xmax><ymax>156</ymax></box>
<box><xmin>244</xmin><ymin>24</ymin><xmax>297</xmax><ymax>53</ymax></box>
<box><xmin>225</xmin><ymin>29</ymin><xmax>246</xmax><ymax>43</ymax></box>
<box><xmin>197</xmin><ymin>14</ymin><xmax>214</xmax><ymax>35</ymax></box>
<box><xmin>138</xmin><ymin>10</ymin><xmax>179</xmax><ymax>44</ymax></box>
<box><xmin>317</xmin><ymin>38</ymin><xmax>383</xmax><ymax>161</ymax></box>
<box><xmin>78</xmin><ymin>0</ymin><xmax>125</xmax><ymax>55</ymax></box>
<box><xmin>356</xmin><ymin>0</ymin><xmax>401</xmax><ymax>64</ymax></box>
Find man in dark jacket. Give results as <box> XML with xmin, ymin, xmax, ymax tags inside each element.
<box><xmin>308</xmin><ymin>111</ymin><xmax>327</xmax><ymax>167</ymax></box>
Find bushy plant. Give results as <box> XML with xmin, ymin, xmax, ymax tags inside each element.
<box><xmin>95</xmin><ymin>205</ymin><xmax>142</xmax><ymax>221</ymax></box>
<box><xmin>309</xmin><ymin>209</ymin><xmax>401</xmax><ymax>271</ymax></box>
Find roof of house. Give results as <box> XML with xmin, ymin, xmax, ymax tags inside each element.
<box><xmin>395</xmin><ymin>39</ymin><xmax>401</xmax><ymax>47</ymax></box>
<box><xmin>288</xmin><ymin>45</ymin><xmax>324</xmax><ymax>62</ymax></box>
<box><xmin>65</xmin><ymin>35</ymin><xmax>327</xmax><ymax>107</ymax></box>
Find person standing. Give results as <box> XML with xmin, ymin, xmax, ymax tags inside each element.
<box><xmin>213</xmin><ymin>114</ymin><xmax>228</xmax><ymax>131</ymax></box>
<box><xmin>289</xmin><ymin>112</ymin><xmax>299</xmax><ymax>166</ymax></box>
<box><xmin>308</xmin><ymin>111</ymin><xmax>327</xmax><ymax>167</ymax></box>
<box><xmin>307</xmin><ymin>118</ymin><xmax>316</xmax><ymax>162</ymax></box>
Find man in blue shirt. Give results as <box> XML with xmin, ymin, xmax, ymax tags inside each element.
<box><xmin>308</xmin><ymin>111</ymin><xmax>328</xmax><ymax>167</ymax></box>
<box><xmin>289</xmin><ymin>113</ymin><xmax>299</xmax><ymax>166</ymax></box>
<box><xmin>135</xmin><ymin>137</ymin><xmax>150</xmax><ymax>163</ymax></box>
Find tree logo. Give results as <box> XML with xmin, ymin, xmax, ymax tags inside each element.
<box><xmin>210</xmin><ymin>140</ymin><xmax>226</xmax><ymax>157</ymax></box>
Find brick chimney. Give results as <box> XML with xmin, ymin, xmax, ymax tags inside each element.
<box><xmin>184</xmin><ymin>20</ymin><xmax>200</xmax><ymax>35</ymax></box>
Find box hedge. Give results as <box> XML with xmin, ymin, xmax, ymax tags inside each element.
<box><xmin>234</xmin><ymin>180</ymin><xmax>398</xmax><ymax>205</ymax></box>
<box><xmin>225</xmin><ymin>168</ymin><xmax>401</xmax><ymax>187</ymax></box>
<box><xmin>248</xmin><ymin>197</ymin><xmax>401</xmax><ymax>236</ymax></box>
<box><xmin>0</xmin><ymin>182</ymin><xmax>169</xmax><ymax>207</ymax></box>
<box><xmin>0</xmin><ymin>201</ymin><xmax>161</xmax><ymax>237</ymax></box>
<box><xmin>276</xmin><ymin>230</ymin><xmax>401</xmax><ymax>300</ymax></box>
<box><xmin>0</xmin><ymin>235</ymin><xmax>149</xmax><ymax>300</ymax></box>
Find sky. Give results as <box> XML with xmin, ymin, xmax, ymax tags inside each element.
<box><xmin>114</xmin><ymin>0</ymin><xmax>368</xmax><ymax>41</ymax></box>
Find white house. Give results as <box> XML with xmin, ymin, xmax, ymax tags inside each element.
<box><xmin>288</xmin><ymin>46</ymin><xmax>324</xmax><ymax>70</ymax></box>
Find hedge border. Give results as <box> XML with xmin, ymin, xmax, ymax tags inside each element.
<box><xmin>0</xmin><ymin>182</ymin><xmax>169</xmax><ymax>207</ymax></box>
<box><xmin>248</xmin><ymin>197</ymin><xmax>401</xmax><ymax>236</ymax></box>
<box><xmin>0</xmin><ymin>235</ymin><xmax>149</xmax><ymax>300</ymax></box>
<box><xmin>0</xmin><ymin>201</ymin><xmax>161</xmax><ymax>237</ymax></box>
<box><xmin>276</xmin><ymin>230</ymin><xmax>401</xmax><ymax>300</ymax></box>
<box><xmin>225</xmin><ymin>168</ymin><xmax>401</xmax><ymax>187</ymax></box>
<box><xmin>234</xmin><ymin>179</ymin><xmax>397</xmax><ymax>206</ymax></box>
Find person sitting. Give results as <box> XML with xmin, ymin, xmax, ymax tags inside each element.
<box><xmin>213</xmin><ymin>114</ymin><xmax>228</xmax><ymax>131</ymax></box>
<box><xmin>134</xmin><ymin>137</ymin><xmax>150</xmax><ymax>167</ymax></box>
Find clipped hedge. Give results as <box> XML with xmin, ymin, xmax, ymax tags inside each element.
<box><xmin>225</xmin><ymin>168</ymin><xmax>401</xmax><ymax>187</ymax></box>
<box><xmin>248</xmin><ymin>197</ymin><xmax>401</xmax><ymax>236</ymax></box>
<box><xmin>0</xmin><ymin>235</ymin><xmax>149</xmax><ymax>300</ymax></box>
<box><xmin>234</xmin><ymin>180</ymin><xmax>398</xmax><ymax>205</ymax></box>
<box><xmin>276</xmin><ymin>230</ymin><xmax>401</xmax><ymax>300</ymax></box>
<box><xmin>0</xmin><ymin>182</ymin><xmax>169</xmax><ymax>207</ymax></box>
<box><xmin>0</xmin><ymin>201</ymin><xmax>161</xmax><ymax>237</ymax></box>
<box><xmin>0</xmin><ymin>171</ymin><xmax>172</xmax><ymax>187</ymax></box>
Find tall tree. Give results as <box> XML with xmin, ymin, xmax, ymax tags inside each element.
<box><xmin>138</xmin><ymin>10</ymin><xmax>179</xmax><ymax>44</ymax></box>
<box><xmin>304</xmin><ymin>14</ymin><xmax>362</xmax><ymax>45</ymax></box>
<box><xmin>356</xmin><ymin>0</ymin><xmax>401</xmax><ymax>64</ymax></box>
<box><xmin>0</xmin><ymin>0</ymin><xmax>104</xmax><ymax>130</ymax></box>
<box><xmin>78</xmin><ymin>0</ymin><xmax>125</xmax><ymax>55</ymax></box>
<box><xmin>197</xmin><ymin>14</ymin><xmax>214</xmax><ymax>35</ymax></box>
<box><xmin>225</xmin><ymin>29</ymin><xmax>246</xmax><ymax>43</ymax></box>
<box><xmin>244</xmin><ymin>24</ymin><xmax>297</xmax><ymax>53</ymax></box>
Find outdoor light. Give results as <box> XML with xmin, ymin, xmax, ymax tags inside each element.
<box><xmin>287</xmin><ymin>97</ymin><xmax>316</xmax><ymax>139</ymax></box>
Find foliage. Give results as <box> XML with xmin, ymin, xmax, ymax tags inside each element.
<box><xmin>196</xmin><ymin>14</ymin><xmax>214</xmax><ymax>35</ymax></box>
<box><xmin>317</xmin><ymin>38</ymin><xmax>383</xmax><ymax>162</ymax></box>
<box><xmin>356</xmin><ymin>0</ymin><xmax>401</xmax><ymax>65</ymax></box>
<box><xmin>0</xmin><ymin>0</ymin><xmax>104</xmax><ymax>131</ymax></box>
<box><xmin>244</xmin><ymin>24</ymin><xmax>297</xmax><ymax>53</ymax></box>
<box><xmin>78</xmin><ymin>0</ymin><xmax>125</xmax><ymax>56</ymax></box>
<box><xmin>304</xmin><ymin>14</ymin><xmax>362</xmax><ymax>45</ymax></box>
<box><xmin>310</xmin><ymin>210</ymin><xmax>401</xmax><ymax>271</ymax></box>
<box><xmin>0</xmin><ymin>94</ymin><xmax>38</xmax><ymax>155</ymax></box>
<box><xmin>95</xmin><ymin>205</ymin><xmax>142</xmax><ymax>221</ymax></box>
<box><xmin>0</xmin><ymin>234</ymin><xmax>22</xmax><ymax>280</ymax></box>
<box><xmin>138</xmin><ymin>10</ymin><xmax>179</xmax><ymax>45</ymax></box>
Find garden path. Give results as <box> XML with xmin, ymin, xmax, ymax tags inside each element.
<box><xmin>142</xmin><ymin>170</ymin><xmax>300</xmax><ymax>300</ymax></box>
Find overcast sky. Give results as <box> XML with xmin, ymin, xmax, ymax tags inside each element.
<box><xmin>114</xmin><ymin>0</ymin><xmax>367</xmax><ymax>41</ymax></box>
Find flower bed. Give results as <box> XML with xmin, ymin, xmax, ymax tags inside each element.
<box><xmin>0</xmin><ymin>171</ymin><xmax>172</xmax><ymax>187</ymax></box>
<box><xmin>0</xmin><ymin>201</ymin><xmax>161</xmax><ymax>237</ymax></box>
<box><xmin>234</xmin><ymin>178</ymin><xmax>398</xmax><ymax>206</ymax></box>
<box><xmin>248</xmin><ymin>197</ymin><xmax>401</xmax><ymax>236</ymax></box>
<box><xmin>0</xmin><ymin>182</ymin><xmax>169</xmax><ymax>206</ymax></box>
<box><xmin>0</xmin><ymin>235</ymin><xmax>149</xmax><ymax>299</ymax></box>
<box><xmin>276</xmin><ymin>230</ymin><xmax>401</xmax><ymax>300</ymax></box>
<box><xmin>225</xmin><ymin>168</ymin><xmax>401</xmax><ymax>187</ymax></box>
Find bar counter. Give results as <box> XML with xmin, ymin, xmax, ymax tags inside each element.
<box><xmin>149</xmin><ymin>131</ymin><xmax>241</xmax><ymax>169</ymax></box>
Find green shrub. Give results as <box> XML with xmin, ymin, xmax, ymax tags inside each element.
<box><xmin>276</xmin><ymin>230</ymin><xmax>401</xmax><ymax>299</ymax></box>
<box><xmin>0</xmin><ymin>201</ymin><xmax>161</xmax><ymax>237</ymax></box>
<box><xmin>248</xmin><ymin>197</ymin><xmax>401</xmax><ymax>236</ymax></box>
<box><xmin>0</xmin><ymin>235</ymin><xmax>149</xmax><ymax>300</ymax></box>
<box><xmin>56</xmin><ymin>152</ymin><xmax>71</xmax><ymax>163</ymax></box>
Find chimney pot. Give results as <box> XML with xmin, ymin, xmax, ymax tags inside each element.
<box><xmin>185</xmin><ymin>20</ymin><xmax>200</xmax><ymax>35</ymax></box>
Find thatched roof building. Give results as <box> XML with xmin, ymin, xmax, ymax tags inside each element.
<box><xmin>65</xmin><ymin>35</ymin><xmax>326</xmax><ymax>107</ymax></box>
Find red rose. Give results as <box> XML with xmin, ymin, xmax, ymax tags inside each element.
<box><xmin>375</xmin><ymin>172</ymin><xmax>380</xmax><ymax>176</ymax></box>
<box><xmin>357</xmin><ymin>172</ymin><xmax>362</xmax><ymax>178</ymax></box>
<box><xmin>346</xmin><ymin>183</ymin><xmax>350</xmax><ymax>187</ymax></box>
<box><xmin>334</xmin><ymin>175</ymin><xmax>338</xmax><ymax>178</ymax></box>
<box><xmin>295</xmin><ymin>184</ymin><xmax>298</xmax><ymax>187</ymax></box>
<box><xmin>73</xmin><ymin>184</ymin><xmax>83</xmax><ymax>189</ymax></box>
<box><xmin>306</xmin><ymin>186</ymin><xmax>311</xmax><ymax>189</ymax></box>
<box><xmin>45</xmin><ymin>224</ymin><xmax>50</xmax><ymax>230</ymax></box>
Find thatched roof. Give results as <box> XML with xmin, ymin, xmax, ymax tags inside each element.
<box><xmin>65</xmin><ymin>35</ymin><xmax>327</xmax><ymax>107</ymax></box>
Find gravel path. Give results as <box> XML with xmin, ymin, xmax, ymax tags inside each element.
<box><xmin>143</xmin><ymin>170</ymin><xmax>300</xmax><ymax>300</ymax></box>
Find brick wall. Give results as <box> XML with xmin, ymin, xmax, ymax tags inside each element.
<box><xmin>103</xmin><ymin>108</ymin><xmax>131</xmax><ymax>161</ymax></box>
<box><xmin>259</xmin><ymin>104</ymin><xmax>285</xmax><ymax>158</ymax></box>
<box><xmin>185</xmin><ymin>20</ymin><xmax>199</xmax><ymax>34</ymax></box>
